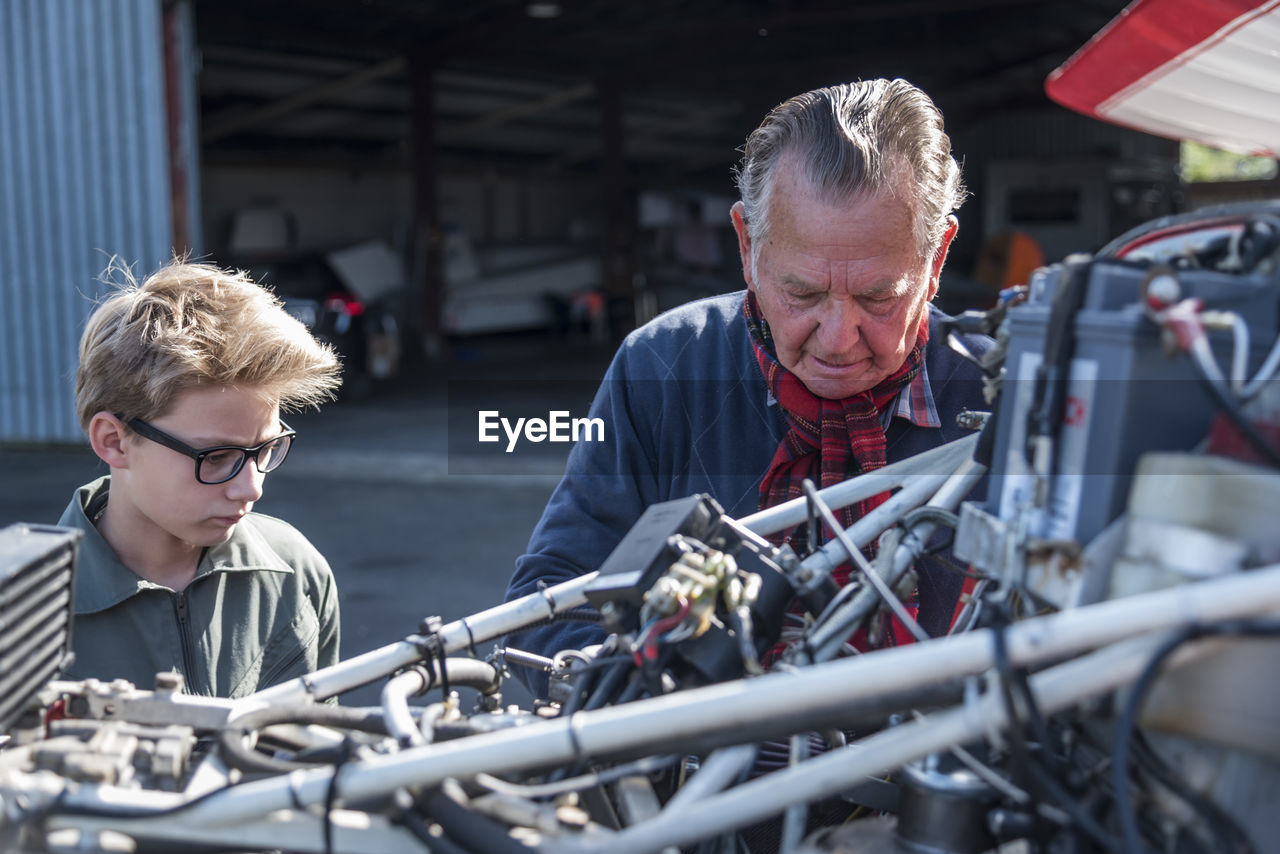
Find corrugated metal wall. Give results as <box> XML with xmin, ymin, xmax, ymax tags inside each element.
<box><xmin>0</xmin><ymin>0</ymin><xmax>173</xmax><ymax>443</ymax></box>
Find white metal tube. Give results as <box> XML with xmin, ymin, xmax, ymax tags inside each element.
<box><xmin>925</xmin><ymin>457</ymin><xmax>988</xmax><ymax>513</ymax></box>
<box><xmin>740</xmin><ymin>434</ymin><xmax>978</xmax><ymax>537</ymax></box>
<box><xmin>172</xmin><ymin>564</ymin><xmax>1280</xmax><ymax>826</ymax></box>
<box><xmin>807</xmin><ymin>457</ymin><xmax>988</xmax><ymax>658</ymax></box>
<box><xmin>889</xmin><ymin>457</ymin><xmax>988</xmax><ymax>577</ymax></box>
<box><xmin>242</xmin><ymin>572</ymin><xmax>598</xmax><ymax>707</ymax></box>
<box><xmin>800</xmin><ymin>471</ymin><xmax>952</xmax><ymax>579</ymax></box>
<box><xmin>659</xmin><ymin>744</ymin><xmax>758</xmax><ymax>816</ymax></box>
<box><xmin>605</xmin><ymin>633</ymin><xmax>1202</xmax><ymax>854</ymax></box>
<box><xmin>807</xmin><ymin>481</ymin><xmax>930</xmax><ymax>643</ymax></box>
<box><xmin>48</xmin><ymin>806</ymin><xmax>424</xmax><ymax>854</ymax></box>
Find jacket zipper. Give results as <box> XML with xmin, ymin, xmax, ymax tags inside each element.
<box><xmin>172</xmin><ymin>592</ymin><xmax>199</xmax><ymax>692</ymax></box>
<box><xmin>258</xmin><ymin>644</ymin><xmax>310</xmax><ymax>690</ymax></box>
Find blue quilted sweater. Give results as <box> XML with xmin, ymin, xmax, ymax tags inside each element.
<box><xmin>504</xmin><ymin>291</ymin><xmax>991</xmax><ymax>695</ymax></box>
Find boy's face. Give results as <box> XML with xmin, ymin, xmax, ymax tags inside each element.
<box><xmin>111</xmin><ymin>385</ymin><xmax>283</xmax><ymax>549</ymax></box>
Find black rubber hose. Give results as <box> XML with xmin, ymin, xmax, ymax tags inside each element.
<box><xmin>396</xmin><ymin>805</ymin><xmax>472</xmax><ymax>854</ymax></box>
<box><xmin>1112</xmin><ymin>621</ymin><xmax>1280</xmax><ymax>854</ymax></box>
<box><xmin>419</xmin><ymin>657</ymin><xmax>502</xmax><ymax>697</ymax></box>
<box><xmin>422</xmin><ymin>788</ymin><xmax>538</xmax><ymax>854</ymax></box>
<box><xmin>581</xmin><ymin>658</ymin><xmax>632</xmax><ymax>711</ymax></box>
<box><xmin>219</xmin><ymin>704</ymin><xmax>389</xmax><ymax>775</ymax></box>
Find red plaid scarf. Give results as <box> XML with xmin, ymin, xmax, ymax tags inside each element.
<box><xmin>746</xmin><ymin>291</ymin><xmax>927</xmax><ymax>648</ymax></box>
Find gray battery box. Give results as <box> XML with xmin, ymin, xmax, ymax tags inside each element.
<box><xmin>987</xmin><ymin>256</ymin><xmax>1280</xmax><ymax>546</ymax></box>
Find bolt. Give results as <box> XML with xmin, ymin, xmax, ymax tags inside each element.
<box><xmin>154</xmin><ymin>672</ymin><xmax>183</xmax><ymax>692</ymax></box>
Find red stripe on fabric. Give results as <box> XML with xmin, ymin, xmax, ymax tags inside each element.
<box><xmin>1045</xmin><ymin>0</ymin><xmax>1272</xmax><ymax>117</ymax></box>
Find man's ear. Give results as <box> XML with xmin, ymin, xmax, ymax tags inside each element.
<box><xmin>927</xmin><ymin>215</ymin><xmax>960</xmax><ymax>300</ymax></box>
<box><xmin>730</xmin><ymin>201</ymin><xmax>756</xmax><ymax>290</ymax></box>
<box><xmin>88</xmin><ymin>412</ymin><xmax>131</xmax><ymax>469</ymax></box>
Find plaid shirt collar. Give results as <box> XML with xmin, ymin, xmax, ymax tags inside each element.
<box><xmin>882</xmin><ymin>359</ymin><xmax>941</xmax><ymax>430</ymax></box>
<box><xmin>764</xmin><ymin>359</ymin><xmax>941</xmax><ymax>430</ymax></box>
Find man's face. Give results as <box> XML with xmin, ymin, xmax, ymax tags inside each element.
<box><xmin>732</xmin><ymin>157</ymin><xmax>954</xmax><ymax>400</ymax></box>
<box><xmin>112</xmin><ymin>385</ymin><xmax>283</xmax><ymax>550</ymax></box>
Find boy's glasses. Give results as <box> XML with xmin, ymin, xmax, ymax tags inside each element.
<box><xmin>123</xmin><ymin>417</ymin><xmax>296</xmax><ymax>485</ymax></box>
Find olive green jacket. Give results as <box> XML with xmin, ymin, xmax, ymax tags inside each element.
<box><xmin>58</xmin><ymin>476</ymin><xmax>340</xmax><ymax>699</ymax></box>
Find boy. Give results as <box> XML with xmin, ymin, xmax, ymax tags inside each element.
<box><xmin>58</xmin><ymin>259</ymin><xmax>344</xmax><ymax>698</ymax></box>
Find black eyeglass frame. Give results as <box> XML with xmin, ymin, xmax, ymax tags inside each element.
<box><xmin>121</xmin><ymin>416</ymin><xmax>297</xmax><ymax>485</ymax></box>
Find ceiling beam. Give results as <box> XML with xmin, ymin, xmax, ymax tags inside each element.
<box><xmin>202</xmin><ymin>55</ymin><xmax>406</xmax><ymax>143</ymax></box>
<box><xmin>440</xmin><ymin>82</ymin><xmax>596</xmax><ymax>143</ymax></box>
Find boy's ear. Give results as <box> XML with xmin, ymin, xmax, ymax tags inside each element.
<box><xmin>88</xmin><ymin>412</ymin><xmax>131</xmax><ymax>469</ymax></box>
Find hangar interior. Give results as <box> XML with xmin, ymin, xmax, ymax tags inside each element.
<box><xmin>9</xmin><ymin>0</ymin><xmax>1254</xmax><ymax>440</ymax></box>
<box><xmin>183</xmin><ymin>0</ymin><xmax>1186</xmax><ymax>350</ymax></box>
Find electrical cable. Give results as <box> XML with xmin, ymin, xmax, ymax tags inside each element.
<box><xmin>557</xmin><ymin>653</ymin><xmax>631</xmax><ymax>716</ymax></box>
<box><xmin>1112</xmin><ymin>621</ymin><xmax>1280</xmax><ymax>854</ymax></box>
<box><xmin>323</xmin><ymin>738</ymin><xmax>355</xmax><ymax>854</ymax></box>
<box><xmin>805</xmin><ymin>488</ymin><xmax>823</xmax><ymax>554</ymax></box>
<box><xmin>989</xmin><ymin>622</ymin><xmax>1036</xmax><ymax>790</ymax></box>
<box><xmin>726</xmin><ymin>606</ymin><xmax>764</xmax><ymax>676</ymax></box>
<box><xmin>802</xmin><ymin>479</ymin><xmax>930</xmax><ymax>644</ymax></box>
<box><xmin>581</xmin><ymin>659</ymin><xmax>633</xmax><ymax>711</ymax></box>
<box><xmin>1152</xmin><ymin>292</ymin><xmax>1280</xmax><ymax>468</ymax></box>
<box><xmin>1130</xmin><ymin>732</ymin><xmax>1253</xmax><ymax>854</ymax></box>
<box><xmin>1192</xmin><ymin>361</ymin><xmax>1280</xmax><ymax>468</ymax></box>
<box><xmin>546</xmin><ymin>653</ymin><xmax>634</xmax><ymax>784</ymax></box>
<box><xmin>991</xmin><ymin>620</ymin><xmax>1124</xmax><ymax>851</ymax></box>
<box><xmin>897</xmin><ymin>506</ymin><xmax>960</xmax><ymax>556</ymax></box>
<box><xmin>559</xmin><ymin>662</ymin><xmax>600</xmax><ymax>718</ymax></box>
<box><xmin>613</xmin><ymin>670</ymin><xmax>645</xmax><ymax>704</ymax></box>
<box><xmin>810</xmin><ymin>579</ymin><xmax>860</xmax><ymax>632</ymax></box>
<box><xmin>437</xmin><ymin>649</ymin><xmax>451</xmax><ymax>699</ymax></box>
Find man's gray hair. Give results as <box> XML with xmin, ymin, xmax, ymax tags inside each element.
<box><xmin>733</xmin><ymin>78</ymin><xmax>966</xmax><ymax>266</ymax></box>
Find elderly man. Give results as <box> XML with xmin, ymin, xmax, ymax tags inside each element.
<box><xmin>505</xmin><ymin>79</ymin><xmax>989</xmax><ymax>695</ymax></box>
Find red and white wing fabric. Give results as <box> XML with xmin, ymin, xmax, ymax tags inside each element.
<box><xmin>1046</xmin><ymin>0</ymin><xmax>1280</xmax><ymax>156</ymax></box>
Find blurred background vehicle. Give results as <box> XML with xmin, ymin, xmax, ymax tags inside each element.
<box><xmin>226</xmin><ymin>208</ymin><xmax>404</xmax><ymax>401</ymax></box>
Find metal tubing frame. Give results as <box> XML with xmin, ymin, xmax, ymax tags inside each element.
<box><xmin>797</xmin><ymin>471</ymin><xmax>954</xmax><ymax>579</ymax></box>
<box><xmin>740</xmin><ymin>433</ymin><xmax>979</xmax><ymax>538</ymax></box>
<box><xmin>38</xmin><ymin>563</ymin><xmax>1280</xmax><ymax>843</ymax></box>
<box><xmin>241</xmin><ymin>572</ymin><xmax>600</xmax><ymax>709</ymax></box>
<box><xmin>603</xmin><ymin>632</ymin><xmax>1209</xmax><ymax>854</ymax></box>
<box><xmin>805</xmin><ymin>458</ymin><xmax>988</xmax><ymax>660</ymax></box>
<box><xmin>243</xmin><ymin>436</ymin><xmax>978</xmax><ymax>712</ymax></box>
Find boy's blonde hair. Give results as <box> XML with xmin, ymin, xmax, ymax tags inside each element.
<box><xmin>75</xmin><ymin>258</ymin><xmax>342</xmax><ymax>431</ymax></box>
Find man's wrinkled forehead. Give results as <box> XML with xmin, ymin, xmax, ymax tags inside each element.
<box><xmin>770</xmin><ymin>148</ymin><xmax>904</xmax><ymax>214</ymax></box>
